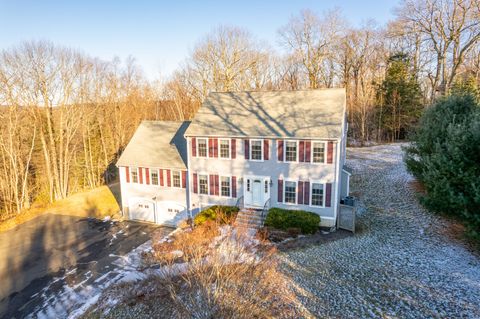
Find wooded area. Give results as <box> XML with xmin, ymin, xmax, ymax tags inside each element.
<box><xmin>0</xmin><ymin>0</ymin><xmax>479</xmax><ymax>217</ymax></box>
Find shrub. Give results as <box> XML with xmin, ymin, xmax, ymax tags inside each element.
<box><xmin>264</xmin><ymin>208</ymin><xmax>320</xmax><ymax>234</ymax></box>
<box><xmin>404</xmin><ymin>94</ymin><xmax>480</xmax><ymax>238</ymax></box>
<box><xmin>193</xmin><ymin>205</ymin><xmax>239</xmax><ymax>226</ymax></box>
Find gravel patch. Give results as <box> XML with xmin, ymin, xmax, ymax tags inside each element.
<box><xmin>280</xmin><ymin>143</ymin><xmax>480</xmax><ymax>319</ymax></box>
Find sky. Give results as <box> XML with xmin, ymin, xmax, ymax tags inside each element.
<box><xmin>0</xmin><ymin>0</ymin><xmax>399</xmax><ymax>80</ymax></box>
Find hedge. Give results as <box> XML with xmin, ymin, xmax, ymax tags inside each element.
<box><xmin>193</xmin><ymin>205</ymin><xmax>239</xmax><ymax>226</ymax></box>
<box><xmin>264</xmin><ymin>208</ymin><xmax>320</xmax><ymax>234</ymax></box>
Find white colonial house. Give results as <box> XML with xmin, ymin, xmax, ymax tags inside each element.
<box><xmin>117</xmin><ymin>88</ymin><xmax>350</xmax><ymax>227</ymax></box>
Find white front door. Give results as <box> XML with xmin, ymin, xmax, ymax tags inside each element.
<box><xmin>244</xmin><ymin>176</ymin><xmax>270</xmax><ymax>208</ymax></box>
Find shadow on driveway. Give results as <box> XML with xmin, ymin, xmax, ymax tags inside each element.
<box><xmin>0</xmin><ymin>214</ymin><xmax>170</xmax><ymax>318</ymax></box>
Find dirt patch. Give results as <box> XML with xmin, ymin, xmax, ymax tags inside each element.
<box><xmin>276</xmin><ymin>229</ymin><xmax>353</xmax><ymax>251</ymax></box>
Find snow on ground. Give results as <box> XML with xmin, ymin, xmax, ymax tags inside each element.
<box><xmin>281</xmin><ymin>143</ymin><xmax>480</xmax><ymax>319</ymax></box>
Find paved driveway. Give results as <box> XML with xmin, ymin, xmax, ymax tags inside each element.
<box><xmin>0</xmin><ymin>214</ymin><xmax>172</xmax><ymax>318</ymax></box>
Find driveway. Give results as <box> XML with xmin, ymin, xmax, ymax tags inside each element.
<box><xmin>0</xmin><ymin>214</ymin><xmax>172</xmax><ymax>318</ymax></box>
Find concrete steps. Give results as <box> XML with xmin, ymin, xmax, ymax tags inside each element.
<box><xmin>235</xmin><ymin>209</ymin><xmax>265</xmax><ymax>230</ymax></box>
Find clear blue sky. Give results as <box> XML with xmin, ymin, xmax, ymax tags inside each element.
<box><xmin>0</xmin><ymin>0</ymin><xmax>398</xmax><ymax>79</ymax></box>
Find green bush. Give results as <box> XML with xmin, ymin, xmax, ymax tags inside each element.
<box><xmin>194</xmin><ymin>205</ymin><xmax>239</xmax><ymax>226</ymax></box>
<box><xmin>404</xmin><ymin>94</ymin><xmax>480</xmax><ymax>238</ymax></box>
<box><xmin>264</xmin><ymin>208</ymin><xmax>320</xmax><ymax>234</ymax></box>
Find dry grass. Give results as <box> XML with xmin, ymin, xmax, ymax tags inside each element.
<box><xmin>0</xmin><ymin>184</ymin><xmax>120</xmax><ymax>233</ymax></box>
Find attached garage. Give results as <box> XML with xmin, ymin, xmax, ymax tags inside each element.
<box><xmin>156</xmin><ymin>201</ymin><xmax>188</xmax><ymax>226</ymax></box>
<box><xmin>128</xmin><ymin>198</ymin><xmax>156</xmax><ymax>223</ymax></box>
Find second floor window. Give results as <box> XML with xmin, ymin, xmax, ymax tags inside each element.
<box><xmin>220</xmin><ymin>139</ymin><xmax>230</xmax><ymax>158</ymax></box>
<box><xmin>131</xmin><ymin>168</ymin><xmax>138</xmax><ymax>183</ymax></box>
<box><xmin>312</xmin><ymin>142</ymin><xmax>326</xmax><ymax>163</ymax></box>
<box><xmin>250</xmin><ymin>139</ymin><xmax>262</xmax><ymax>160</ymax></box>
<box><xmin>199</xmin><ymin>174</ymin><xmax>208</xmax><ymax>194</ymax></box>
<box><xmin>221</xmin><ymin>176</ymin><xmax>231</xmax><ymax>197</ymax></box>
<box><xmin>197</xmin><ymin>138</ymin><xmax>207</xmax><ymax>157</ymax></box>
<box><xmin>285</xmin><ymin>141</ymin><xmax>297</xmax><ymax>162</ymax></box>
<box><xmin>150</xmin><ymin>169</ymin><xmax>159</xmax><ymax>185</ymax></box>
<box><xmin>172</xmin><ymin>171</ymin><xmax>181</xmax><ymax>188</ymax></box>
<box><xmin>284</xmin><ymin>181</ymin><xmax>296</xmax><ymax>204</ymax></box>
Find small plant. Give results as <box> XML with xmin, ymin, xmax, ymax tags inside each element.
<box><xmin>264</xmin><ymin>208</ymin><xmax>320</xmax><ymax>234</ymax></box>
<box><xmin>193</xmin><ymin>205</ymin><xmax>239</xmax><ymax>226</ymax></box>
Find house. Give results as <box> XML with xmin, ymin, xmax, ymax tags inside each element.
<box><xmin>117</xmin><ymin>88</ymin><xmax>350</xmax><ymax>228</ymax></box>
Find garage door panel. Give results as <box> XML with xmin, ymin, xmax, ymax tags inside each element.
<box><xmin>156</xmin><ymin>202</ymin><xmax>187</xmax><ymax>226</ymax></box>
<box><xmin>129</xmin><ymin>198</ymin><xmax>156</xmax><ymax>223</ymax></box>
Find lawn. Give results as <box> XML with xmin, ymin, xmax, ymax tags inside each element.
<box><xmin>0</xmin><ymin>184</ymin><xmax>121</xmax><ymax>233</ymax></box>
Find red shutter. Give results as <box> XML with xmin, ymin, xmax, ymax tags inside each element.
<box><xmin>299</xmin><ymin>141</ymin><xmax>305</xmax><ymax>162</ymax></box>
<box><xmin>231</xmin><ymin>139</ymin><xmax>236</xmax><ymax>159</ymax></box>
<box><xmin>326</xmin><ymin>183</ymin><xmax>332</xmax><ymax>207</ymax></box>
<box><xmin>327</xmin><ymin>141</ymin><xmax>334</xmax><ymax>164</ymax></box>
<box><xmin>304</xmin><ymin>181</ymin><xmax>310</xmax><ymax>205</ymax></box>
<box><xmin>193</xmin><ymin>173</ymin><xmax>198</xmax><ymax>193</ymax></box>
<box><xmin>232</xmin><ymin>176</ymin><xmax>237</xmax><ymax>198</ymax></box>
<box><xmin>166</xmin><ymin>169</ymin><xmax>171</xmax><ymax>187</ymax></box>
<box><xmin>159</xmin><ymin>169</ymin><xmax>164</xmax><ymax>186</ymax></box>
<box><xmin>125</xmin><ymin>167</ymin><xmax>130</xmax><ymax>183</ymax></box>
<box><xmin>244</xmin><ymin>139</ymin><xmax>250</xmax><ymax>160</ymax></box>
<box><xmin>145</xmin><ymin>168</ymin><xmax>150</xmax><ymax>185</ymax></box>
<box><xmin>192</xmin><ymin>137</ymin><xmax>197</xmax><ymax>157</ymax></box>
<box><xmin>264</xmin><ymin>139</ymin><xmax>269</xmax><ymax>160</ymax></box>
<box><xmin>277</xmin><ymin>140</ymin><xmax>284</xmax><ymax>161</ymax></box>
<box><xmin>208</xmin><ymin>139</ymin><xmax>214</xmax><ymax>157</ymax></box>
<box><xmin>139</xmin><ymin>168</ymin><xmax>144</xmax><ymax>184</ymax></box>
<box><xmin>213</xmin><ymin>138</ymin><xmax>218</xmax><ymax>158</ymax></box>
<box><xmin>278</xmin><ymin>179</ymin><xmax>283</xmax><ymax>203</ymax></box>
<box><xmin>305</xmin><ymin>141</ymin><xmax>311</xmax><ymax>163</ymax></box>
<box><xmin>215</xmin><ymin>175</ymin><xmax>219</xmax><ymax>195</ymax></box>
<box><xmin>298</xmin><ymin>181</ymin><xmax>304</xmax><ymax>205</ymax></box>
<box><xmin>209</xmin><ymin>174</ymin><xmax>215</xmax><ymax>195</ymax></box>
<box><xmin>182</xmin><ymin>171</ymin><xmax>187</xmax><ymax>189</ymax></box>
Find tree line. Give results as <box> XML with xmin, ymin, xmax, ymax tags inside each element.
<box><xmin>0</xmin><ymin>0</ymin><xmax>479</xmax><ymax>217</ymax></box>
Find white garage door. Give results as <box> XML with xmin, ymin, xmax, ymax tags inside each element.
<box><xmin>129</xmin><ymin>198</ymin><xmax>156</xmax><ymax>223</ymax></box>
<box><xmin>156</xmin><ymin>201</ymin><xmax>187</xmax><ymax>226</ymax></box>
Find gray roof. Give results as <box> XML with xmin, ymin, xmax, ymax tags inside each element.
<box><xmin>116</xmin><ymin>121</ymin><xmax>190</xmax><ymax>169</ymax></box>
<box><xmin>185</xmin><ymin>88</ymin><xmax>346</xmax><ymax>139</ymax></box>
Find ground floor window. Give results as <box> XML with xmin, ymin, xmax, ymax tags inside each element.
<box><xmin>221</xmin><ymin>176</ymin><xmax>231</xmax><ymax>197</ymax></box>
<box><xmin>311</xmin><ymin>182</ymin><xmax>324</xmax><ymax>206</ymax></box>
<box><xmin>172</xmin><ymin>170</ymin><xmax>181</xmax><ymax>188</ymax></box>
<box><xmin>284</xmin><ymin>181</ymin><xmax>296</xmax><ymax>204</ymax></box>
<box><xmin>199</xmin><ymin>174</ymin><xmax>208</xmax><ymax>195</ymax></box>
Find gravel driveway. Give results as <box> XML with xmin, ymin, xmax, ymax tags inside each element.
<box><xmin>280</xmin><ymin>144</ymin><xmax>480</xmax><ymax>318</ymax></box>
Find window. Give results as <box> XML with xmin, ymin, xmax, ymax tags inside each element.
<box><xmin>250</xmin><ymin>139</ymin><xmax>263</xmax><ymax>160</ymax></box>
<box><xmin>220</xmin><ymin>176</ymin><xmax>231</xmax><ymax>197</ymax></box>
<box><xmin>131</xmin><ymin>167</ymin><xmax>138</xmax><ymax>183</ymax></box>
<box><xmin>197</xmin><ymin>138</ymin><xmax>207</xmax><ymax>157</ymax></box>
<box><xmin>311</xmin><ymin>183</ymin><xmax>325</xmax><ymax>207</ymax></box>
<box><xmin>172</xmin><ymin>171</ymin><xmax>181</xmax><ymax>188</ymax></box>
<box><xmin>312</xmin><ymin>142</ymin><xmax>326</xmax><ymax>163</ymax></box>
<box><xmin>199</xmin><ymin>174</ymin><xmax>208</xmax><ymax>195</ymax></box>
<box><xmin>150</xmin><ymin>169</ymin><xmax>159</xmax><ymax>185</ymax></box>
<box><xmin>285</xmin><ymin>141</ymin><xmax>297</xmax><ymax>162</ymax></box>
<box><xmin>284</xmin><ymin>181</ymin><xmax>296</xmax><ymax>204</ymax></box>
<box><xmin>219</xmin><ymin>139</ymin><xmax>230</xmax><ymax>158</ymax></box>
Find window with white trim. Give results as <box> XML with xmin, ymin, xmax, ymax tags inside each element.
<box><xmin>311</xmin><ymin>183</ymin><xmax>325</xmax><ymax>207</ymax></box>
<box><xmin>220</xmin><ymin>176</ymin><xmax>231</xmax><ymax>197</ymax></box>
<box><xmin>219</xmin><ymin>139</ymin><xmax>230</xmax><ymax>158</ymax></box>
<box><xmin>150</xmin><ymin>169</ymin><xmax>159</xmax><ymax>185</ymax></box>
<box><xmin>285</xmin><ymin>141</ymin><xmax>297</xmax><ymax>162</ymax></box>
<box><xmin>172</xmin><ymin>170</ymin><xmax>181</xmax><ymax>188</ymax></box>
<box><xmin>284</xmin><ymin>181</ymin><xmax>296</xmax><ymax>204</ymax></box>
<box><xmin>312</xmin><ymin>142</ymin><xmax>326</xmax><ymax>163</ymax></box>
<box><xmin>250</xmin><ymin>139</ymin><xmax>263</xmax><ymax>160</ymax></box>
<box><xmin>197</xmin><ymin>138</ymin><xmax>207</xmax><ymax>157</ymax></box>
<box><xmin>131</xmin><ymin>167</ymin><xmax>138</xmax><ymax>183</ymax></box>
<box><xmin>198</xmin><ymin>174</ymin><xmax>208</xmax><ymax>195</ymax></box>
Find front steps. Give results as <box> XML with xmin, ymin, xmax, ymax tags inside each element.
<box><xmin>235</xmin><ymin>209</ymin><xmax>265</xmax><ymax>230</ymax></box>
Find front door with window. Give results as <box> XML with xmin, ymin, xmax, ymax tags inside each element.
<box><xmin>244</xmin><ymin>176</ymin><xmax>270</xmax><ymax>208</ymax></box>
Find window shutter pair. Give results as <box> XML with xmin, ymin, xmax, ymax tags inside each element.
<box><xmin>209</xmin><ymin>174</ymin><xmax>219</xmax><ymax>195</ymax></box>
<box><xmin>208</xmin><ymin>138</ymin><xmax>219</xmax><ymax>158</ymax></box>
<box><xmin>297</xmin><ymin>181</ymin><xmax>310</xmax><ymax>205</ymax></box>
<box><xmin>299</xmin><ymin>141</ymin><xmax>312</xmax><ymax>163</ymax></box>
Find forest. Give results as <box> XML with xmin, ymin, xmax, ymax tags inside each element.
<box><xmin>0</xmin><ymin>0</ymin><xmax>479</xmax><ymax>218</ymax></box>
